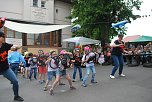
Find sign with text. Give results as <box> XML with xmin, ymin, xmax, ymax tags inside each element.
<box><xmin>31</xmin><ymin>7</ymin><xmax>49</xmax><ymax>22</ymax></box>
<box><xmin>6</xmin><ymin>38</ymin><xmax>22</xmax><ymax>46</ymax></box>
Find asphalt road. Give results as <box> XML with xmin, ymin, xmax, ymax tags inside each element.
<box><xmin>0</xmin><ymin>65</ymin><xmax>152</xmax><ymax>102</ymax></box>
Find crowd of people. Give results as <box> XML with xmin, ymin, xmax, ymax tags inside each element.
<box><xmin>0</xmin><ymin>33</ymin><xmax>101</xmax><ymax>101</ymax></box>
<box><xmin>0</xmin><ymin>17</ymin><xmax>151</xmax><ymax>101</ymax></box>
<box><xmin>21</xmin><ymin>46</ymin><xmax>98</xmax><ymax>89</ymax></box>
<box><xmin>125</xmin><ymin>43</ymin><xmax>152</xmax><ymax>65</ymax></box>
<box><xmin>15</xmin><ymin>46</ymin><xmax>99</xmax><ymax>95</ymax></box>
<box><xmin>5</xmin><ymin>34</ymin><xmax>130</xmax><ymax>98</ymax></box>
<box><xmin>1</xmin><ymin>28</ymin><xmax>152</xmax><ymax>101</ymax></box>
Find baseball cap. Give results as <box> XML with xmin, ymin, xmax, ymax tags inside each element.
<box><xmin>60</xmin><ymin>50</ymin><xmax>66</xmax><ymax>55</ymax></box>
<box><xmin>84</xmin><ymin>46</ymin><xmax>90</xmax><ymax>51</ymax></box>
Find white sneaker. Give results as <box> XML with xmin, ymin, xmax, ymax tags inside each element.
<box><xmin>120</xmin><ymin>74</ymin><xmax>126</xmax><ymax>77</ymax></box>
<box><xmin>110</xmin><ymin>75</ymin><xmax>115</xmax><ymax>79</ymax></box>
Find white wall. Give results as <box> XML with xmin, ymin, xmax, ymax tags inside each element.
<box><xmin>0</xmin><ymin>0</ymin><xmax>72</xmax><ymax>24</ymax></box>
<box><xmin>23</xmin><ymin>0</ymin><xmax>31</xmax><ymax>20</ymax></box>
<box><xmin>0</xmin><ymin>0</ymin><xmax>23</xmax><ymax>19</ymax></box>
<box><xmin>47</xmin><ymin>0</ymin><xmax>55</xmax><ymax>23</ymax></box>
<box><xmin>0</xmin><ymin>0</ymin><xmax>54</xmax><ymax>23</ymax></box>
<box><xmin>0</xmin><ymin>0</ymin><xmax>72</xmax><ymax>48</ymax></box>
<box><xmin>54</xmin><ymin>1</ymin><xmax>71</xmax><ymax>24</ymax></box>
<box><xmin>54</xmin><ymin>1</ymin><xmax>72</xmax><ymax>48</ymax></box>
<box><xmin>23</xmin><ymin>0</ymin><xmax>54</xmax><ymax>23</ymax></box>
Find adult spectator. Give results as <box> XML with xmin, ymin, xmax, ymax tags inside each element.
<box><xmin>0</xmin><ymin>31</ymin><xmax>24</xmax><ymax>101</ymax></box>
<box><xmin>110</xmin><ymin>34</ymin><xmax>131</xmax><ymax>79</ymax></box>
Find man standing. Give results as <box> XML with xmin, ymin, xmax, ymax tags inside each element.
<box><xmin>110</xmin><ymin>34</ymin><xmax>130</xmax><ymax>79</ymax></box>
<box><xmin>0</xmin><ymin>31</ymin><xmax>24</xmax><ymax>101</ymax></box>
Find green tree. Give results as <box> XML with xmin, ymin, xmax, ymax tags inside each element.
<box><xmin>70</xmin><ymin>0</ymin><xmax>142</xmax><ymax>44</ymax></box>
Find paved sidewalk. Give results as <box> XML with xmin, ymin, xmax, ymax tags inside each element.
<box><xmin>0</xmin><ymin>65</ymin><xmax>152</xmax><ymax>102</ymax></box>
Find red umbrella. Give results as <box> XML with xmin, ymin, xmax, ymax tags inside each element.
<box><xmin>123</xmin><ymin>35</ymin><xmax>141</xmax><ymax>42</ymax></box>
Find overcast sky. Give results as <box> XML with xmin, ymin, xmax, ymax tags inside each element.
<box><xmin>126</xmin><ymin>0</ymin><xmax>152</xmax><ymax>36</ymax></box>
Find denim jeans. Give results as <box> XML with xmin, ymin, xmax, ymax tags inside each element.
<box><xmin>0</xmin><ymin>68</ymin><xmax>19</xmax><ymax>96</ymax></box>
<box><xmin>10</xmin><ymin>63</ymin><xmax>19</xmax><ymax>76</ymax></box>
<box><xmin>47</xmin><ymin>69</ymin><xmax>60</xmax><ymax>81</ymax></box>
<box><xmin>72</xmin><ymin>65</ymin><xmax>82</xmax><ymax>80</ymax></box>
<box><xmin>82</xmin><ymin>63</ymin><xmax>96</xmax><ymax>85</ymax></box>
<box><xmin>111</xmin><ymin>55</ymin><xmax>124</xmax><ymax>76</ymax></box>
<box><xmin>29</xmin><ymin>67</ymin><xmax>37</xmax><ymax>80</ymax></box>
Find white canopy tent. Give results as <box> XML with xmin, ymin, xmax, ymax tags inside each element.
<box><xmin>4</xmin><ymin>20</ymin><xmax>71</xmax><ymax>34</ymax></box>
<box><xmin>63</xmin><ymin>36</ymin><xmax>100</xmax><ymax>45</ymax></box>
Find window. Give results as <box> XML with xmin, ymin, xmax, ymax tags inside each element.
<box><xmin>41</xmin><ymin>0</ymin><xmax>46</xmax><ymax>8</ymax></box>
<box><xmin>44</xmin><ymin>33</ymin><xmax>50</xmax><ymax>46</ymax></box>
<box><xmin>36</xmin><ymin>33</ymin><xmax>50</xmax><ymax>46</ymax></box>
<box><xmin>6</xmin><ymin>28</ymin><xmax>14</xmax><ymax>38</ymax></box>
<box><xmin>15</xmin><ymin>32</ymin><xmax>22</xmax><ymax>39</ymax></box>
<box><xmin>52</xmin><ymin>30</ymin><xmax>62</xmax><ymax>47</ymax></box>
<box><xmin>33</xmin><ymin>0</ymin><xmax>38</xmax><ymax>7</ymax></box>
<box><xmin>36</xmin><ymin>34</ymin><xmax>42</xmax><ymax>45</ymax></box>
<box><xmin>27</xmin><ymin>34</ymin><xmax>34</xmax><ymax>45</ymax></box>
<box><xmin>52</xmin><ymin>31</ymin><xmax>57</xmax><ymax>46</ymax></box>
<box><xmin>16</xmin><ymin>30</ymin><xmax>62</xmax><ymax>47</ymax></box>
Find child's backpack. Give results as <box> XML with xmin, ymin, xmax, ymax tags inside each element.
<box><xmin>30</xmin><ymin>57</ymin><xmax>37</xmax><ymax>66</ymax></box>
<box><xmin>85</xmin><ymin>53</ymin><xmax>95</xmax><ymax>63</ymax></box>
<box><xmin>61</xmin><ymin>56</ymin><xmax>68</xmax><ymax>68</ymax></box>
<box><xmin>49</xmin><ymin>56</ymin><xmax>60</xmax><ymax>69</ymax></box>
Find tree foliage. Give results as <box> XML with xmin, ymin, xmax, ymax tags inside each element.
<box><xmin>70</xmin><ymin>0</ymin><xmax>142</xmax><ymax>43</ymax></box>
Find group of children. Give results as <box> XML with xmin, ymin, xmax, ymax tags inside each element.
<box><xmin>21</xmin><ymin>46</ymin><xmax>98</xmax><ymax>95</ymax></box>
<box><xmin>0</xmin><ymin>17</ymin><xmax>98</xmax><ymax>101</ymax></box>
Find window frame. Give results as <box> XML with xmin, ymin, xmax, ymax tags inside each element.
<box><xmin>41</xmin><ymin>0</ymin><xmax>46</xmax><ymax>8</ymax></box>
<box><xmin>33</xmin><ymin>0</ymin><xmax>38</xmax><ymax>7</ymax></box>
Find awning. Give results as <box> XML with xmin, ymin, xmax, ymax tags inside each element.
<box><xmin>130</xmin><ymin>35</ymin><xmax>152</xmax><ymax>43</ymax></box>
<box><xmin>4</xmin><ymin>20</ymin><xmax>71</xmax><ymax>34</ymax></box>
<box><xmin>123</xmin><ymin>35</ymin><xmax>141</xmax><ymax>42</ymax></box>
<box><xmin>63</xmin><ymin>36</ymin><xmax>100</xmax><ymax>45</ymax></box>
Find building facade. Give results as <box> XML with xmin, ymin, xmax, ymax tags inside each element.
<box><xmin>0</xmin><ymin>0</ymin><xmax>72</xmax><ymax>54</ymax></box>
